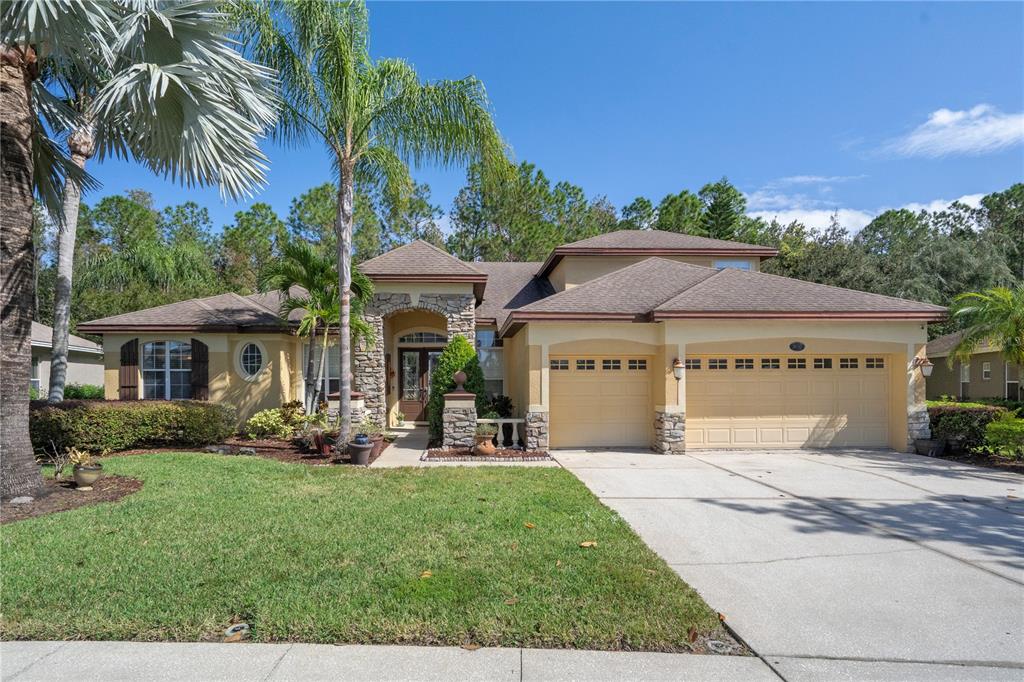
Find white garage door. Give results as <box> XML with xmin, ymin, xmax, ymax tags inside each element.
<box><xmin>686</xmin><ymin>354</ymin><xmax>890</xmax><ymax>448</ymax></box>
<box><xmin>550</xmin><ymin>355</ymin><xmax>652</xmax><ymax>448</ymax></box>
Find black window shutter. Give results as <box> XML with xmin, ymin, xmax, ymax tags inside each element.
<box><xmin>191</xmin><ymin>338</ymin><xmax>209</xmax><ymax>400</ymax></box>
<box><xmin>119</xmin><ymin>339</ymin><xmax>139</xmax><ymax>400</ymax></box>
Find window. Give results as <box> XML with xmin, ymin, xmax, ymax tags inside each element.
<box><xmin>550</xmin><ymin>359</ymin><xmax>569</xmax><ymax>370</ymax></box>
<box><xmin>474</xmin><ymin>330</ymin><xmax>499</xmax><ymax>348</ymax></box>
<box><xmin>761</xmin><ymin>358</ymin><xmax>780</xmax><ymax>370</ymax></box>
<box><xmin>576</xmin><ymin>359</ymin><xmax>596</xmax><ymax>371</ymax></box>
<box><xmin>712</xmin><ymin>259</ymin><xmax>753</xmax><ymax>271</ymax></box>
<box><xmin>31</xmin><ymin>357</ymin><xmax>40</xmax><ymax>394</ymax></box>
<box><xmin>709</xmin><ymin>358</ymin><xmax>728</xmax><ymax>370</ymax></box>
<box><xmin>839</xmin><ymin>357</ymin><xmax>858</xmax><ymax>369</ymax></box>
<box><xmin>602</xmin><ymin>359</ymin><xmax>621</xmax><ymax>370</ymax></box>
<box><xmin>787</xmin><ymin>358</ymin><xmax>806</xmax><ymax>369</ymax></box>
<box><xmin>960</xmin><ymin>363</ymin><xmax>971</xmax><ymax>383</ymax></box>
<box><xmin>142</xmin><ymin>341</ymin><xmax>192</xmax><ymax>400</ymax></box>
<box><xmin>735</xmin><ymin>358</ymin><xmax>754</xmax><ymax>370</ymax></box>
<box><xmin>685</xmin><ymin>358</ymin><xmax>701</xmax><ymax>370</ymax></box>
<box><xmin>813</xmin><ymin>358</ymin><xmax>832</xmax><ymax>369</ymax></box>
<box><xmin>240</xmin><ymin>343</ymin><xmax>263</xmax><ymax>377</ymax></box>
<box><xmin>303</xmin><ymin>342</ymin><xmax>343</xmax><ymax>397</ymax></box>
<box><xmin>399</xmin><ymin>331</ymin><xmax>447</xmax><ymax>344</ymax></box>
<box><xmin>476</xmin><ymin>329</ymin><xmax>503</xmax><ymax>392</ymax></box>
<box><xmin>866</xmin><ymin>357</ymin><xmax>885</xmax><ymax>369</ymax></box>
<box><xmin>982</xmin><ymin>362</ymin><xmax>991</xmax><ymax>380</ymax></box>
<box><xmin>628</xmin><ymin>359</ymin><xmax>647</xmax><ymax>370</ymax></box>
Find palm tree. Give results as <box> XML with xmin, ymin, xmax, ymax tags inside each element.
<box><xmin>260</xmin><ymin>240</ymin><xmax>374</xmax><ymax>414</ymax></box>
<box><xmin>1</xmin><ymin>0</ymin><xmax>277</xmax><ymax>498</ymax></box>
<box><xmin>949</xmin><ymin>286</ymin><xmax>1024</xmax><ymax>369</ymax></box>
<box><xmin>43</xmin><ymin>1</ymin><xmax>278</xmax><ymax>402</ymax></box>
<box><xmin>235</xmin><ymin>0</ymin><xmax>506</xmax><ymax>441</ymax></box>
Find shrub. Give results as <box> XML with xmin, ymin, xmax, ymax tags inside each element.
<box><xmin>355</xmin><ymin>417</ymin><xmax>385</xmax><ymax>437</ymax></box>
<box><xmin>984</xmin><ymin>413</ymin><xmax>1024</xmax><ymax>460</ymax></box>
<box><xmin>30</xmin><ymin>400</ymin><xmax>236</xmax><ymax>453</ymax></box>
<box><xmin>487</xmin><ymin>394</ymin><xmax>514</xmax><ymax>418</ymax></box>
<box><xmin>280</xmin><ymin>400</ymin><xmax>305</xmax><ymax>428</ymax></box>
<box><xmin>245</xmin><ymin>408</ymin><xmax>293</xmax><ymax>439</ymax></box>
<box><xmin>928</xmin><ymin>404</ymin><xmax>1007</xmax><ymax>452</ymax></box>
<box><xmin>426</xmin><ymin>336</ymin><xmax>487</xmax><ymax>442</ymax></box>
<box><xmin>64</xmin><ymin>383</ymin><xmax>104</xmax><ymax>399</ymax></box>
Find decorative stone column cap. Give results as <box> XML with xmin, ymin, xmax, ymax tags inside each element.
<box><xmin>350</xmin><ymin>391</ymin><xmax>365</xmax><ymax>400</ymax></box>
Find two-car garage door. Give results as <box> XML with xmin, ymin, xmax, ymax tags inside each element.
<box><xmin>686</xmin><ymin>354</ymin><xmax>891</xmax><ymax>448</ymax></box>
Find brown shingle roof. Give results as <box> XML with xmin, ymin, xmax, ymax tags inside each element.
<box><xmin>472</xmin><ymin>262</ymin><xmax>554</xmax><ymax>328</ymax></box>
<box><xmin>653</xmin><ymin>267</ymin><xmax>949</xmax><ymax>318</ymax></box>
<box><xmin>537</xmin><ymin>229</ymin><xmax>778</xmax><ymax>277</ymax></box>
<box><xmin>31</xmin><ymin>322</ymin><xmax>102</xmax><ymax>353</ymax></box>
<box><xmin>77</xmin><ymin>292</ymin><xmax>287</xmax><ymax>333</ymax></box>
<box><xmin>358</xmin><ymin>240</ymin><xmax>485</xmax><ymax>279</ymax></box>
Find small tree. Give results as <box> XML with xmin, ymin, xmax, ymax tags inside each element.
<box><xmin>949</xmin><ymin>286</ymin><xmax>1024</xmax><ymax>368</ymax></box>
<box><xmin>427</xmin><ymin>336</ymin><xmax>487</xmax><ymax>442</ymax></box>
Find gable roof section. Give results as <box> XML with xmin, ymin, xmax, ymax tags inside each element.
<box><xmin>926</xmin><ymin>331</ymin><xmax>1002</xmax><ymax>358</ymax></box>
<box><xmin>653</xmin><ymin>267</ymin><xmax>948</xmax><ymax>320</ymax></box>
<box><xmin>77</xmin><ymin>292</ymin><xmax>287</xmax><ymax>333</ymax></box>
<box><xmin>358</xmin><ymin>240</ymin><xmax>487</xmax><ymax>301</ymax></box>
<box><xmin>503</xmin><ymin>257</ymin><xmax>946</xmax><ymax>334</ymax></box>
<box><xmin>31</xmin><ymin>322</ymin><xmax>102</xmax><ymax>354</ymax></box>
<box><xmin>472</xmin><ymin>262</ymin><xmax>555</xmax><ymax>328</ymax></box>
<box><xmin>536</xmin><ymin>229</ymin><xmax>778</xmax><ymax>278</ymax></box>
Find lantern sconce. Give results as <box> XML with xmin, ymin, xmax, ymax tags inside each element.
<box><xmin>911</xmin><ymin>357</ymin><xmax>934</xmax><ymax>377</ymax></box>
<box><xmin>672</xmin><ymin>358</ymin><xmax>685</xmax><ymax>381</ymax></box>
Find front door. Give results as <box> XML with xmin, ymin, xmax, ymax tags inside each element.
<box><xmin>399</xmin><ymin>348</ymin><xmax>443</xmax><ymax>422</ymax></box>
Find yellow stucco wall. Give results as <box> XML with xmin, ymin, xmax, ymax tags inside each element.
<box><xmin>548</xmin><ymin>255</ymin><xmax>761</xmax><ymax>291</ymax></box>
<box><xmin>926</xmin><ymin>351</ymin><xmax>1020</xmax><ymax>400</ymax></box>
<box><xmin>101</xmin><ymin>332</ymin><xmax>300</xmax><ymax>424</ymax></box>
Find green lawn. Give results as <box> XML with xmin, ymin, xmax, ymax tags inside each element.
<box><xmin>2</xmin><ymin>453</ymin><xmax>723</xmax><ymax>651</ymax></box>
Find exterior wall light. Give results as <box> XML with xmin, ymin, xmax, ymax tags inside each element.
<box><xmin>672</xmin><ymin>358</ymin><xmax>685</xmax><ymax>381</ymax></box>
<box><xmin>912</xmin><ymin>357</ymin><xmax>934</xmax><ymax>377</ymax></box>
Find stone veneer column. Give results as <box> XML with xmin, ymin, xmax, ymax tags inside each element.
<box><xmin>443</xmin><ymin>388</ymin><xmax>477</xmax><ymax>447</ymax></box>
<box><xmin>352</xmin><ymin>314</ymin><xmax>386</xmax><ymax>424</ymax></box>
<box><xmin>653</xmin><ymin>409</ymin><xmax>686</xmax><ymax>453</ymax></box>
<box><xmin>525</xmin><ymin>411</ymin><xmax>549</xmax><ymax>451</ymax></box>
<box><xmin>906</xmin><ymin>344</ymin><xmax>931</xmax><ymax>447</ymax></box>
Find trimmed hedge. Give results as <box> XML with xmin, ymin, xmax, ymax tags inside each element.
<box><xmin>30</xmin><ymin>400</ymin><xmax>236</xmax><ymax>453</ymax></box>
<box><xmin>63</xmin><ymin>383</ymin><xmax>104</xmax><ymax>399</ymax></box>
<box><xmin>985</xmin><ymin>414</ymin><xmax>1024</xmax><ymax>460</ymax></box>
<box><xmin>928</xmin><ymin>404</ymin><xmax>1007</xmax><ymax>453</ymax></box>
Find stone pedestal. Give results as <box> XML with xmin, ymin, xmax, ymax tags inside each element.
<box><xmin>525</xmin><ymin>411</ymin><xmax>549</xmax><ymax>451</ymax></box>
<box><xmin>907</xmin><ymin>403</ymin><xmax>931</xmax><ymax>444</ymax></box>
<box><xmin>443</xmin><ymin>392</ymin><xmax>477</xmax><ymax>448</ymax></box>
<box><xmin>653</xmin><ymin>410</ymin><xmax>686</xmax><ymax>454</ymax></box>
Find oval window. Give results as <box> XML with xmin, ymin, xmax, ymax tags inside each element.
<box><xmin>240</xmin><ymin>343</ymin><xmax>264</xmax><ymax>377</ymax></box>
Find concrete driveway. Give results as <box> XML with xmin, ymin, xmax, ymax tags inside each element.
<box><xmin>555</xmin><ymin>448</ymin><xmax>1024</xmax><ymax>680</ymax></box>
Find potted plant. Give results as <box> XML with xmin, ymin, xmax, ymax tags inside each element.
<box><xmin>395</xmin><ymin>411</ymin><xmax>405</xmax><ymax>427</ymax></box>
<box><xmin>913</xmin><ymin>437</ymin><xmax>944</xmax><ymax>457</ymax></box>
<box><xmin>473</xmin><ymin>423</ymin><xmax>498</xmax><ymax>456</ymax></box>
<box><xmin>69</xmin><ymin>448</ymin><xmax>103</xmax><ymax>489</ymax></box>
<box><xmin>348</xmin><ymin>433</ymin><xmax>374</xmax><ymax>466</ymax></box>
<box><xmin>358</xmin><ymin>417</ymin><xmax>387</xmax><ymax>459</ymax></box>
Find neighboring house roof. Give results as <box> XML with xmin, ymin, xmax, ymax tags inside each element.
<box><xmin>472</xmin><ymin>262</ymin><xmax>555</xmax><ymax>328</ymax></box>
<box><xmin>31</xmin><ymin>322</ymin><xmax>102</xmax><ymax>354</ymax></box>
<box><xmin>536</xmin><ymin>229</ymin><xmax>779</xmax><ymax>278</ymax></box>
<box><xmin>926</xmin><ymin>331</ymin><xmax>1002</xmax><ymax>358</ymax></box>
<box><xmin>503</xmin><ymin>257</ymin><xmax>946</xmax><ymax>334</ymax></box>
<box><xmin>77</xmin><ymin>292</ymin><xmax>287</xmax><ymax>333</ymax></box>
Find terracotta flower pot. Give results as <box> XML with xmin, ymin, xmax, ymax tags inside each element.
<box><xmin>473</xmin><ymin>434</ymin><xmax>497</xmax><ymax>457</ymax></box>
<box><xmin>348</xmin><ymin>441</ymin><xmax>374</xmax><ymax>466</ymax></box>
<box><xmin>369</xmin><ymin>434</ymin><xmax>385</xmax><ymax>459</ymax></box>
<box><xmin>73</xmin><ymin>464</ymin><xmax>103</xmax><ymax>488</ymax></box>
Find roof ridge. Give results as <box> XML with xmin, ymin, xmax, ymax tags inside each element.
<box><xmin>240</xmin><ymin>291</ymin><xmax>282</xmax><ymax>316</ymax></box>
<box><xmin>414</xmin><ymin>239</ymin><xmax>485</xmax><ymax>275</ymax></box>
<box><xmin>717</xmin><ymin>267</ymin><xmax>947</xmax><ymax>309</ymax></box>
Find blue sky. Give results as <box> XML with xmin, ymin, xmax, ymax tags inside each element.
<box><xmin>91</xmin><ymin>1</ymin><xmax>1024</xmax><ymax>233</ymax></box>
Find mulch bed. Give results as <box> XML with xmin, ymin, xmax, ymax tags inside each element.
<box><xmin>120</xmin><ymin>437</ymin><xmax>389</xmax><ymax>467</ymax></box>
<box><xmin>1</xmin><ymin>475</ymin><xmax>143</xmax><ymax>525</ymax></box>
<box><xmin>424</xmin><ymin>447</ymin><xmax>552</xmax><ymax>462</ymax></box>
<box><xmin>927</xmin><ymin>451</ymin><xmax>1024</xmax><ymax>474</ymax></box>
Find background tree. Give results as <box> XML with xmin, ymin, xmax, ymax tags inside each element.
<box><xmin>220</xmin><ymin>203</ymin><xmax>287</xmax><ymax>293</ymax></box>
<box><xmin>698</xmin><ymin>177</ymin><xmax>746</xmax><ymax>240</ymax></box>
<box><xmin>619</xmin><ymin>196</ymin><xmax>656</xmax><ymax>230</ymax></box>
<box><xmin>236</xmin><ymin>0</ymin><xmax>506</xmax><ymax>441</ymax></box>
<box><xmin>653</xmin><ymin>190</ymin><xmax>703</xmax><ymax>234</ymax></box>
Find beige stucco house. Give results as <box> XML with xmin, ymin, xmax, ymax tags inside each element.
<box><xmin>925</xmin><ymin>331</ymin><xmax>1022</xmax><ymax>401</ymax></box>
<box><xmin>78</xmin><ymin>230</ymin><xmax>946</xmax><ymax>452</ymax></box>
<box><xmin>30</xmin><ymin>322</ymin><xmax>104</xmax><ymax>395</ymax></box>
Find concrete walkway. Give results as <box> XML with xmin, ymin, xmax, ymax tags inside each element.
<box><xmin>556</xmin><ymin>448</ymin><xmax>1024</xmax><ymax>681</ymax></box>
<box><xmin>0</xmin><ymin>641</ymin><xmax>777</xmax><ymax>681</ymax></box>
<box><xmin>371</xmin><ymin>425</ymin><xmax>428</xmax><ymax>467</ymax></box>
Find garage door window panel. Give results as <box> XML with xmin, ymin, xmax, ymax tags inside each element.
<box><xmin>602</xmin><ymin>359</ymin><xmax>621</xmax><ymax>371</ymax></box>
<box><xmin>761</xmin><ymin>358</ymin><xmax>780</xmax><ymax>370</ymax></box>
<box><xmin>685</xmin><ymin>359</ymin><xmax>701</xmax><ymax>370</ymax></box>
<box><xmin>709</xmin><ymin>358</ymin><xmax>728</xmax><ymax>370</ymax></box>
<box><xmin>840</xmin><ymin>357</ymin><xmax>859</xmax><ymax>369</ymax></box>
<box><xmin>550</xmin><ymin>359</ymin><xmax>568</xmax><ymax>371</ymax></box>
<box><xmin>576</xmin><ymin>359</ymin><xmax>595</xmax><ymax>371</ymax></box>
<box><xmin>787</xmin><ymin>358</ymin><xmax>806</xmax><ymax>369</ymax></box>
<box><xmin>735</xmin><ymin>358</ymin><xmax>754</xmax><ymax>370</ymax></box>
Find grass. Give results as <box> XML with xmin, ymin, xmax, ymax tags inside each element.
<box><xmin>2</xmin><ymin>453</ymin><xmax>722</xmax><ymax>651</ymax></box>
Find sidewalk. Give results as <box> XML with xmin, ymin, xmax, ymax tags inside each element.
<box><xmin>371</xmin><ymin>426</ymin><xmax>559</xmax><ymax>468</ymax></box>
<box><xmin>1</xmin><ymin>642</ymin><xmax>777</xmax><ymax>681</ymax></box>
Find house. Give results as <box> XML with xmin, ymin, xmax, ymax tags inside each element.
<box><xmin>925</xmin><ymin>331</ymin><xmax>1022</xmax><ymax>401</ymax></box>
<box><xmin>77</xmin><ymin>230</ymin><xmax>946</xmax><ymax>452</ymax></box>
<box><xmin>30</xmin><ymin>322</ymin><xmax>105</xmax><ymax>394</ymax></box>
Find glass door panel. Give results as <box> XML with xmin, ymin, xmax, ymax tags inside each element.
<box><xmin>402</xmin><ymin>351</ymin><xmax>420</xmax><ymax>400</ymax></box>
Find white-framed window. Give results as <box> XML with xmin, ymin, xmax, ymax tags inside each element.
<box><xmin>399</xmin><ymin>331</ymin><xmax>446</xmax><ymax>344</ymax></box>
<box><xmin>814</xmin><ymin>358</ymin><xmax>832</xmax><ymax>369</ymax></box>
<box><xmin>476</xmin><ymin>329</ymin><xmax>503</xmax><ymax>396</ymax></box>
<box><xmin>576</xmin><ymin>359</ymin><xmax>596</xmax><ymax>371</ymax></box>
<box><xmin>866</xmin><ymin>357</ymin><xmax>885</xmax><ymax>369</ymax></box>
<box><xmin>550</xmin><ymin>359</ymin><xmax>568</xmax><ymax>370</ymax></box>
<box><xmin>628</xmin><ymin>359</ymin><xmax>647</xmax><ymax>370</ymax></box>
<box><xmin>240</xmin><ymin>343</ymin><xmax>264</xmax><ymax>378</ymax></box>
<box><xmin>143</xmin><ymin>341</ymin><xmax>192</xmax><ymax>400</ymax></box>
<box><xmin>839</xmin><ymin>357</ymin><xmax>859</xmax><ymax>369</ymax></box>
<box><xmin>31</xmin><ymin>356</ymin><xmax>40</xmax><ymax>394</ymax></box>
<box><xmin>303</xmin><ymin>342</ymin><xmax>342</xmax><ymax>397</ymax></box>
<box><xmin>960</xmin><ymin>363</ymin><xmax>971</xmax><ymax>383</ymax></box>
<box><xmin>982</xmin><ymin>362</ymin><xmax>991</xmax><ymax>380</ymax></box>
<box><xmin>735</xmin><ymin>358</ymin><xmax>754</xmax><ymax>370</ymax></box>
<box><xmin>712</xmin><ymin>259</ymin><xmax>753</xmax><ymax>271</ymax></box>
<box><xmin>761</xmin><ymin>358</ymin><xmax>780</xmax><ymax>370</ymax></box>
<box><xmin>685</xmin><ymin>358</ymin><xmax>701</xmax><ymax>370</ymax></box>
<box><xmin>709</xmin><ymin>358</ymin><xmax>728</xmax><ymax>370</ymax></box>
<box><xmin>602</xmin><ymin>359</ymin><xmax>621</xmax><ymax>370</ymax></box>
<box><xmin>787</xmin><ymin>358</ymin><xmax>806</xmax><ymax>369</ymax></box>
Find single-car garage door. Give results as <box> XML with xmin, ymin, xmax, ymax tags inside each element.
<box><xmin>686</xmin><ymin>354</ymin><xmax>890</xmax><ymax>448</ymax></box>
<box><xmin>550</xmin><ymin>355</ymin><xmax>652</xmax><ymax>448</ymax></box>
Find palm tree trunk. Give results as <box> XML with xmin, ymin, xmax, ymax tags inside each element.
<box><xmin>336</xmin><ymin>163</ymin><xmax>354</xmax><ymax>442</ymax></box>
<box><xmin>304</xmin><ymin>325</ymin><xmax>318</xmax><ymax>413</ymax></box>
<box><xmin>1</xmin><ymin>46</ymin><xmax>43</xmax><ymax>498</ymax></box>
<box><xmin>48</xmin><ymin>122</ymin><xmax>95</xmax><ymax>402</ymax></box>
<box><xmin>311</xmin><ymin>327</ymin><xmax>329</xmax><ymax>412</ymax></box>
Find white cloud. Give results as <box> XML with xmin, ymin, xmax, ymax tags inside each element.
<box><xmin>771</xmin><ymin>174</ymin><xmax>867</xmax><ymax>186</ymax></box>
<box><xmin>884</xmin><ymin>104</ymin><xmax>1024</xmax><ymax>158</ymax></box>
